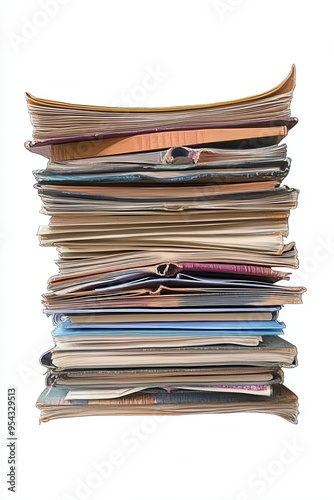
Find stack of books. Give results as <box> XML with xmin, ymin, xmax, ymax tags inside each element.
<box><xmin>25</xmin><ymin>65</ymin><xmax>305</xmax><ymax>423</ymax></box>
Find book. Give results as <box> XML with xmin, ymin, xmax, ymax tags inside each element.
<box><xmin>25</xmin><ymin>65</ymin><xmax>296</xmax><ymax>141</ymax></box>
<box><xmin>49</xmin><ymin>306</ymin><xmax>282</xmax><ymax>325</ymax></box>
<box><xmin>62</xmin><ymin>310</ymin><xmax>280</xmax><ymax>324</ymax></box>
<box><xmin>54</xmin><ymin>245</ymin><xmax>300</xmax><ymax>274</ymax></box>
<box><xmin>64</xmin><ymin>384</ymin><xmax>274</xmax><ymax>400</ymax></box>
<box><xmin>50</xmin><ymin>318</ymin><xmax>284</xmax><ymax>349</ymax></box>
<box><xmin>45</xmin><ymin>365</ymin><xmax>285</xmax><ymax>388</ymax></box>
<box><xmin>41</xmin><ymin>335</ymin><xmax>297</xmax><ymax>370</ymax></box>
<box><xmin>53</xmin><ymin>335</ymin><xmax>265</xmax><ymax>349</ymax></box>
<box><xmin>36</xmin><ymin>383</ymin><xmax>299</xmax><ymax>423</ymax></box>
<box><xmin>38</xmin><ymin>185</ymin><xmax>299</xmax><ymax>213</ymax></box>
<box><xmin>33</xmin><ymin>160</ymin><xmax>291</xmax><ymax>187</ymax></box>
<box><xmin>38</xmin><ymin>224</ymin><xmax>287</xmax><ymax>252</ymax></box>
<box><xmin>47</xmin><ymin>264</ymin><xmax>290</xmax><ymax>298</ymax></box>
<box><xmin>44</xmin><ymin>126</ymin><xmax>289</xmax><ymax>161</ymax></box>
<box><xmin>36</xmin><ymin>179</ymin><xmax>281</xmax><ymax>202</ymax></box>
<box><xmin>34</xmin><ymin>163</ymin><xmax>291</xmax><ymax>188</ymax></box>
<box><xmin>41</xmin><ymin>143</ymin><xmax>289</xmax><ymax>170</ymax></box>
<box><xmin>54</xmin><ymin>318</ymin><xmax>285</xmax><ymax>332</ymax></box>
<box><xmin>42</xmin><ymin>275</ymin><xmax>305</xmax><ymax>310</ymax></box>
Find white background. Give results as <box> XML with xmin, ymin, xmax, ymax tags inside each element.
<box><xmin>1</xmin><ymin>1</ymin><xmax>334</xmax><ymax>499</ymax></box>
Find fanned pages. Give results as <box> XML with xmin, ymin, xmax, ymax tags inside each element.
<box><xmin>26</xmin><ymin>65</ymin><xmax>296</xmax><ymax>141</ymax></box>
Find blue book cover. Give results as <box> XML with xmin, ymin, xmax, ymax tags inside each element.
<box><xmin>52</xmin><ymin>319</ymin><xmax>285</xmax><ymax>337</ymax></box>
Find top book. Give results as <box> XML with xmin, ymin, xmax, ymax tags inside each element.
<box><xmin>25</xmin><ymin>65</ymin><xmax>296</xmax><ymax>142</ymax></box>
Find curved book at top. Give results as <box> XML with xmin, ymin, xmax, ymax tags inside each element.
<box><xmin>25</xmin><ymin>65</ymin><xmax>297</xmax><ymax>144</ymax></box>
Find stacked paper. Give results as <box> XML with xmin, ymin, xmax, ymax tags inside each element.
<box><xmin>25</xmin><ymin>65</ymin><xmax>305</xmax><ymax>423</ymax></box>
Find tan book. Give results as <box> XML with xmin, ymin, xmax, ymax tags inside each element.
<box><xmin>46</xmin><ymin>366</ymin><xmax>284</xmax><ymax>387</ymax></box>
<box><xmin>26</xmin><ymin>65</ymin><xmax>296</xmax><ymax>140</ymax></box>
<box><xmin>36</xmin><ymin>383</ymin><xmax>298</xmax><ymax>423</ymax></box>
<box><xmin>48</xmin><ymin>210</ymin><xmax>290</xmax><ymax>227</ymax></box>
<box><xmin>54</xmin><ymin>335</ymin><xmax>263</xmax><ymax>350</ymax></box>
<box><xmin>67</xmin><ymin>311</ymin><xmax>275</xmax><ymax>324</ymax></box>
<box><xmin>39</xmin><ymin>185</ymin><xmax>299</xmax><ymax>214</ymax></box>
<box><xmin>44</xmin><ymin>335</ymin><xmax>298</xmax><ymax>370</ymax></box>
<box><xmin>43</xmin><ymin>232</ymin><xmax>285</xmax><ymax>255</ymax></box>
<box><xmin>37</xmin><ymin>179</ymin><xmax>279</xmax><ymax>197</ymax></box>
<box><xmin>55</xmin><ymin>244</ymin><xmax>299</xmax><ymax>272</ymax></box>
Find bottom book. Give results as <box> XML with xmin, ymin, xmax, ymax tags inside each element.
<box><xmin>36</xmin><ymin>384</ymin><xmax>298</xmax><ymax>424</ymax></box>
